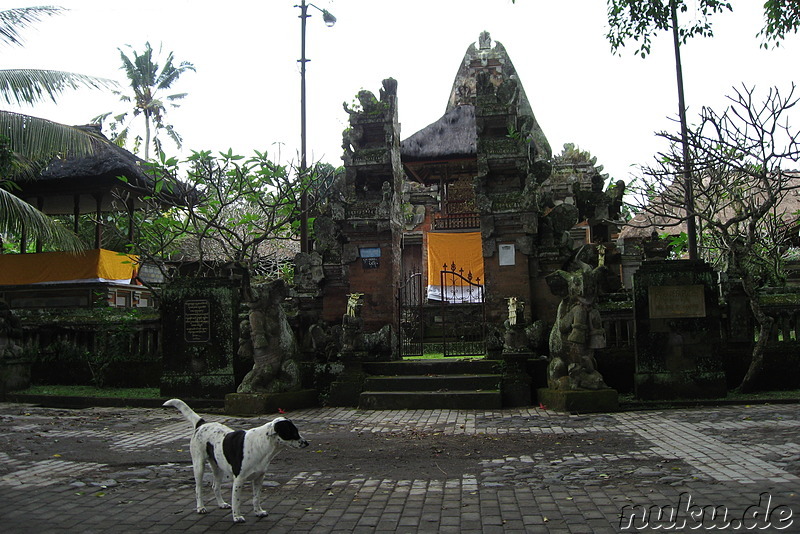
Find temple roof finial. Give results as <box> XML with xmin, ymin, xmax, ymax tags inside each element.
<box><xmin>478</xmin><ymin>31</ymin><xmax>491</xmax><ymax>49</ymax></box>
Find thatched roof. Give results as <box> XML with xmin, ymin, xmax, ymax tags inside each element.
<box><xmin>400</xmin><ymin>105</ymin><xmax>476</xmax><ymax>160</ymax></box>
<box><xmin>400</xmin><ymin>32</ymin><xmax>552</xmax><ymax>163</ymax></box>
<box><xmin>37</xmin><ymin>125</ymin><xmax>152</xmax><ymax>187</ymax></box>
<box><xmin>13</xmin><ymin>125</ymin><xmax>191</xmax><ymax>214</ymax></box>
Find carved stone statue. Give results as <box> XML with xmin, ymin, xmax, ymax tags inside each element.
<box><xmin>341</xmin><ymin>293</ymin><xmax>365</xmax><ymax>355</ymax></box>
<box><xmin>546</xmin><ymin>260</ymin><xmax>609</xmax><ymax>390</ymax></box>
<box><xmin>503</xmin><ymin>296</ymin><xmax>529</xmax><ymax>353</ymax></box>
<box><xmin>346</xmin><ymin>293</ymin><xmax>363</xmax><ymax>318</ymax></box>
<box><xmin>237</xmin><ymin>280</ymin><xmax>301</xmax><ymax>394</ymax></box>
<box><xmin>506</xmin><ymin>297</ymin><xmax>522</xmax><ymax>326</ymax></box>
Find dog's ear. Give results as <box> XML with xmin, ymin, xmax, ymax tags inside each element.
<box><xmin>274</xmin><ymin>419</ymin><xmax>301</xmax><ymax>441</ymax></box>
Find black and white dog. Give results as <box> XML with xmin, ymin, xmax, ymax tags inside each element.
<box><xmin>163</xmin><ymin>398</ymin><xmax>309</xmax><ymax>523</ymax></box>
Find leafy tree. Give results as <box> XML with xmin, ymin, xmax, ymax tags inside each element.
<box><xmin>606</xmin><ymin>1</ymin><xmax>732</xmax><ymax>58</ymax></box>
<box><xmin>95</xmin><ymin>42</ymin><xmax>194</xmax><ymax>161</ymax></box>
<box><xmin>628</xmin><ymin>84</ymin><xmax>800</xmax><ymax>392</ymax></box>
<box><xmin>759</xmin><ymin>0</ymin><xmax>800</xmax><ymax>47</ymax></box>
<box><xmin>0</xmin><ymin>6</ymin><xmax>113</xmax><ymax>252</ymax></box>
<box><xmin>129</xmin><ymin>151</ymin><xmax>336</xmax><ymax>289</ymax></box>
<box><xmin>120</xmin><ymin>149</ymin><xmax>336</xmax><ymax>393</ymax></box>
<box><xmin>606</xmin><ymin>0</ymin><xmax>734</xmax><ymax>260</ymax></box>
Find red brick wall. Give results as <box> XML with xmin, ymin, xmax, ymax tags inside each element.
<box><xmin>483</xmin><ymin>246</ymin><xmax>532</xmax><ymax>325</ymax></box>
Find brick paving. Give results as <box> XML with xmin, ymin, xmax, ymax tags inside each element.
<box><xmin>0</xmin><ymin>402</ymin><xmax>798</xmax><ymax>532</ymax></box>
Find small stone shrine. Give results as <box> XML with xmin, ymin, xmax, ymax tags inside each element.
<box><xmin>633</xmin><ymin>260</ymin><xmax>726</xmax><ymax>399</ymax></box>
<box><xmin>160</xmin><ymin>279</ymin><xmax>240</xmax><ymax>398</ymax></box>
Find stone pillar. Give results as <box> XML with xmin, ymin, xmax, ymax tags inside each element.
<box><xmin>325</xmin><ymin>79</ymin><xmax>404</xmax><ymax>344</ymax></box>
<box><xmin>326</xmin><ymin>307</ymin><xmax>370</xmax><ymax>406</ymax></box>
<box><xmin>500</xmin><ymin>321</ymin><xmax>532</xmax><ymax>407</ymax></box>
<box><xmin>633</xmin><ymin>260</ymin><xmax>726</xmax><ymax>400</ymax></box>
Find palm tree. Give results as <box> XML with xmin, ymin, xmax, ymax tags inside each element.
<box><xmin>98</xmin><ymin>42</ymin><xmax>195</xmax><ymax>161</ymax></box>
<box><xmin>0</xmin><ymin>6</ymin><xmax>114</xmax><ymax>252</ymax></box>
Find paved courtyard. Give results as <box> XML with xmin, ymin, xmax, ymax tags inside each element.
<box><xmin>0</xmin><ymin>401</ymin><xmax>797</xmax><ymax>533</ymax></box>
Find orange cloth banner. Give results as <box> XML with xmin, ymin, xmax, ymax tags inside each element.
<box><xmin>0</xmin><ymin>249</ymin><xmax>138</xmax><ymax>285</ymax></box>
<box><xmin>427</xmin><ymin>231</ymin><xmax>484</xmax><ymax>287</ymax></box>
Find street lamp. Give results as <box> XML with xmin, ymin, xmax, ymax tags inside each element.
<box><xmin>298</xmin><ymin>1</ymin><xmax>336</xmax><ymax>253</ymax></box>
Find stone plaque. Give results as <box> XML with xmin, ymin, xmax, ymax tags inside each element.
<box><xmin>499</xmin><ymin>243</ymin><xmax>515</xmax><ymax>266</ymax></box>
<box><xmin>184</xmin><ymin>299</ymin><xmax>211</xmax><ymax>342</ymax></box>
<box><xmin>648</xmin><ymin>285</ymin><xmax>706</xmax><ymax>318</ymax></box>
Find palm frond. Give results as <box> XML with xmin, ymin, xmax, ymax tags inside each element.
<box><xmin>0</xmin><ymin>111</ymin><xmax>103</xmax><ymax>174</ymax></box>
<box><xmin>0</xmin><ymin>7</ymin><xmax>64</xmax><ymax>48</ymax></box>
<box><xmin>0</xmin><ymin>69</ymin><xmax>115</xmax><ymax>106</ymax></box>
<box><xmin>165</xmin><ymin>92</ymin><xmax>189</xmax><ymax>103</ymax></box>
<box><xmin>0</xmin><ymin>186</ymin><xmax>84</xmax><ymax>252</ymax></box>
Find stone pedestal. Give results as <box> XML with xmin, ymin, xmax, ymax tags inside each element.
<box><xmin>499</xmin><ymin>351</ymin><xmax>532</xmax><ymax>407</ymax></box>
<box><xmin>325</xmin><ymin>350</ymin><xmax>368</xmax><ymax>407</ymax></box>
<box><xmin>224</xmin><ymin>390</ymin><xmax>318</xmax><ymax>415</ymax></box>
<box><xmin>537</xmin><ymin>387</ymin><xmax>619</xmax><ymax>413</ymax></box>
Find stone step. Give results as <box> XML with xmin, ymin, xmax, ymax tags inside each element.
<box><xmin>358</xmin><ymin>390</ymin><xmax>502</xmax><ymax>410</ymax></box>
<box><xmin>364</xmin><ymin>374</ymin><xmax>501</xmax><ymax>392</ymax></box>
<box><xmin>363</xmin><ymin>359</ymin><xmax>501</xmax><ymax>376</ymax></box>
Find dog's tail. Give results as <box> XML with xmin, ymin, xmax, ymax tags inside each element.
<box><xmin>163</xmin><ymin>398</ymin><xmax>203</xmax><ymax>429</ymax></box>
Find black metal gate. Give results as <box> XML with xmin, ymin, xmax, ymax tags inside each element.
<box><xmin>398</xmin><ymin>272</ymin><xmax>424</xmax><ymax>357</ymax></box>
<box><xmin>440</xmin><ymin>263</ymin><xmax>485</xmax><ymax>357</ymax></box>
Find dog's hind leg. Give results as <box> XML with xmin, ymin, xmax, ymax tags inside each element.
<box><xmin>251</xmin><ymin>473</ymin><xmax>269</xmax><ymax>517</ymax></box>
<box><xmin>192</xmin><ymin>457</ymin><xmax>208</xmax><ymax>514</ymax></box>
<box><xmin>208</xmin><ymin>463</ymin><xmax>230</xmax><ymax>509</ymax></box>
<box><xmin>231</xmin><ymin>477</ymin><xmax>247</xmax><ymax>523</ymax></box>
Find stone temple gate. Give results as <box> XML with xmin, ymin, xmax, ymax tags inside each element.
<box><xmin>294</xmin><ymin>32</ymin><xmax>623</xmax><ymax>360</ymax></box>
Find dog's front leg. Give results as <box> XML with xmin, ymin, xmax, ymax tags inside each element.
<box><xmin>251</xmin><ymin>473</ymin><xmax>269</xmax><ymax>517</ymax></box>
<box><xmin>230</xmin><ymin>477</ymin><xmax>247</xmax><ymax>523</ymax></box>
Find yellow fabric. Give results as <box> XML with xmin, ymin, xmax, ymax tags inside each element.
<box><xmin>0</xmin><ymin>249</ymin><xmax>138</xmax><ymax>285</ymax></box>
<box><xmin>427</xmin><ymin>232</ymin><xmax>484</xmax><ymax>286</ymax></box>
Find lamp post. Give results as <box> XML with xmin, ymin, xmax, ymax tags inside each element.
<box><xmin>670</xmin><ymin>0</ymin><xmax>697</xmax><ymax>261</ymax></box>
<box><xmin>298</xmin><ymin>1</ymin><xmax>336</xmax><ymax>253</ymax></box>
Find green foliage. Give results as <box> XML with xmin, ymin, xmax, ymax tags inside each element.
<box><xmin>506</xmin><ymin>125</ymin><xmax>532</xmax><ymax>144</ymax></box>
<box><xmin>606</xmin><ymin>0</ymin><xmax>732</xmax><ymax>57</ymax></box>
<box><xmin>606</xmin><ymin>0</ymin><xmax>729</xmax><ymax>56</ymax></box>
<box><xmin>759</xmin><ymin>0</ymin><xmax>800</xmax><ymax>47</ymax></box>
<box><xmin>607</xmin><ymin>0</ymin><xmax>800</xmax><ymax>55</ymax></box>
<box><xmin>661</xmin><ymin>231</ymin><xmax>688</xmax><ymax>257</ymax></box>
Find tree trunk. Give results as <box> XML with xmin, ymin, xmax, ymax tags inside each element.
<box><xmin>144</xmin><ymin>115</ymin><xmax>152</xmax><ymax>161</ymax></box>
<box><xmin>738</xmin><ymin>278</ymin><xmax>773</xmax><ymax>393</ymax></box>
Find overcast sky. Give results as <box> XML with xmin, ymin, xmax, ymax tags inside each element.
<box><xmin>7</xmin><ymin>0</ymin><xmax>800</xmax><ymax>184</ymax></box>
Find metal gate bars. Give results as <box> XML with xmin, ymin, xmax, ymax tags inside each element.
<box><xmin>440</xmin><ymin>263</ymin><xmax>485</xmax><ymax>357</ymax></box>
<box><xmin>398</xmin><ymin>272</ymin><xmax>424</xmax><ymax>357</ymax></box>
